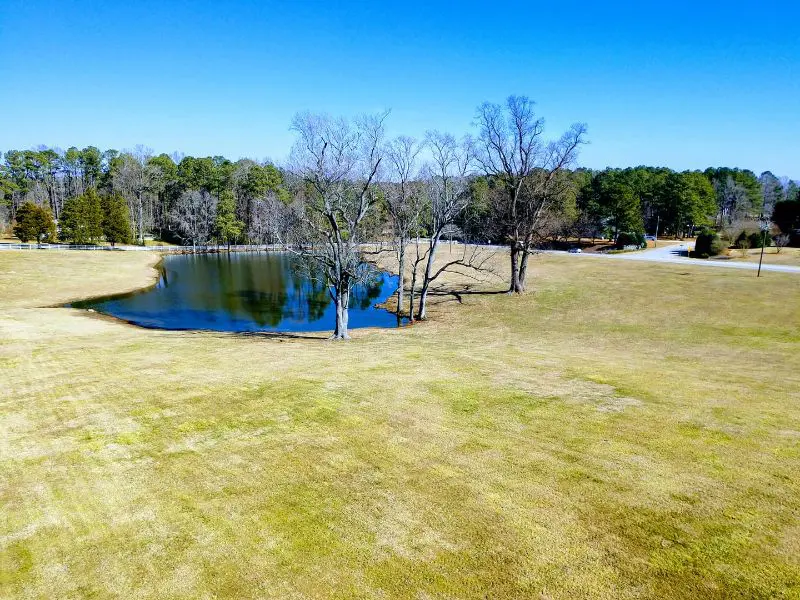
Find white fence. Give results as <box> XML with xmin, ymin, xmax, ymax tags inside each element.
<box><xmin>0</xmin><ymin>243</ymin><xmax>120</xmax><ymax>251</ymax></box>
<box><xmin>0</xmin><ymin>243</ymin><xmax>290</xmax><ymax>253</ymax></box>
<box><xmin>0</xmin><ymin>240</ymin><xmax>472</xmax><ymax>253</ymax></box>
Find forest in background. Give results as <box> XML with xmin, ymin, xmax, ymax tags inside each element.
<box><xmin>2</xmin><ymin>144</ymin><xmax>797</xmax><ymax>249</ymax></box>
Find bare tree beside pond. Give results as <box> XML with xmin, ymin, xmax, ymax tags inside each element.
<box><xmin>475</xmin><ymin>95</ymin><xmax>586</xmax><ymax>293</ymax></box>
<box><xmin>383</xmin><ymin>136</ymin><xmax>423</xmax><ymax>318</ymax></box>
<box><xmin>289</xmin><ymin>110</ymin><xmax>387</xmax><ymax>339</ymax></box>
<box><xmin>414</xmin><ymin>130</ymin><xmax>479</xmax><ymax>321</ymax></box>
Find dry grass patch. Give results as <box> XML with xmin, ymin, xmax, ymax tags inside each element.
<box><xmin>1</xmin><ymin>248</ymin><xmax>799</xmax><ymax>599</ymax></box>
<box><xmin>724</xmin><ymin>246</ymin><xmax>800</xmax><ymax>266</ymax></box>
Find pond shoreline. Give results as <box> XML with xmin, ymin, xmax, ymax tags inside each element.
<box><xmin>66</xmin><ymin>251</ymin><xmax>404</xmax><ymax>335</ymax></box>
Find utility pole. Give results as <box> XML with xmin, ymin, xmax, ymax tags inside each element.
<box><xmin>757</xmin><ymin>214</ymin><xmax>768</xmax><ymax>278</ymax></box>
<box><xmin>654</xmin><ymin>214</ymin><xmax>660</xmax><ymax>248</ymax></box>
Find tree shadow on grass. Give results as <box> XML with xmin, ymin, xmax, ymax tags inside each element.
<box><xmin>426</xmin><ymin>283</ymin><xmax>509</xmax><ymax>305</ymax></box>
<box><xmin>164</xmin><ymin>329</ymin><xmax>328</xmax><ymax>341</ymax></box>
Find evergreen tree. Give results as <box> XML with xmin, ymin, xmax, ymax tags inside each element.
<box><xmin>13</xmin><ymin>202</ymin><xmax>56</xmax><ymax>244</ymax></box>
<box><xmin>785</xmin><ymin>180</ymin><xmax>799</xmax><ymax>205</ymax></box>
<box><xmin>705</xmin><ymin>167</ymin><xmax>762</xmax><ymax>217</ymax></box>
<box><xmin>102</xmin><ymin>193</ymin><xmax>131</xmax><ymax>247</ymax></box>
<box><xmin>214</xmin><ymin>189</ymin><xmax>243</xmax><ymax>250</ymax></box>
<box><xmin>759</xmin><ymin>171</ymin><xmax>785</xmax><ymax>214</ymax></box>
<box><xmin>772</xmin><ymin>198</ymin><xmax>800</xmax><ymax>234</ymax></box>
<box><xmin>593</xmin><ymin>169</ymin><xmax>643</xmax><ymax>239</ymax></box>
<box><xmin>60</xmin><ymin>188</ymin><xmax>103</xmax><ymax>244</ymax></box>
<box><xmin>657</xmin><ymin>172</ymin><xmax>715</xmax><ymax>238</ymax></box>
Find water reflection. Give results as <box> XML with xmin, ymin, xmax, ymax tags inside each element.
<box><xmin>71</xmin><ymin>252</ymin><xmax>401</xmax><ymax>332</ymax></box>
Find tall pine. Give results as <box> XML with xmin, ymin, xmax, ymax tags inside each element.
<box><xmin>214</xmin><ymin>189</ymin><xmax>243</xmax><ymax>250</ymax></box>
<box><xmin>60</xmin><ymin>187</ymin><xmax>103</xmax><ymax>244</ymax></box>
<box><xmin>102</xmin><ymin>193</ymin><xmax>131</xmax><ymax>247</ymax></box>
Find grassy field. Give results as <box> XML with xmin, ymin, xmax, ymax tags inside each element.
<box><xmin>723</xmin><ymin>246</ymin><xmax>800</xmax><ymax>267</ymax></box>
<box><xmin>1</xmin><ymin>249</ymin><xmax>799</xmax><ymax>599</ymax></box>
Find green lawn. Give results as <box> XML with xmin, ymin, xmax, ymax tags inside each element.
<box><xmin>1</xmin><ymin>249</ymin><xmax>799</xmax><ymax>599</ymax></box>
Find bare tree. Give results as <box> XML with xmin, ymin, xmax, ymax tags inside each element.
<box><xmin>248</xmin><ymin>193</ymin><xmax>275</xmax><ymax>245</ymax></box>
<box><xmin>760</xmin><ymin>171</ymin><xmax>785</xmax><ymax>216</ymax></box>
<box><xmin>774</xmin><ymin>233</ymin><xmax>790</xmax><ymax>254</ymax></box>
<box><xmin>112</xmin><ymin>147</ymin><xmax>156</xmax><ymax>244</ymax></box>
<box><xmin>289</xmin><ymin>111</ymin><xmax>387</xmax><ymax>340</ymax></box>
<box><xmin>737</xmin><ymin>235</ymin><xmax>751</xmax><ymax>258</ymax></box>
<box><xmin>383</xmin><ymin>136</ymin><xmax>423</xmax><ymax>317</ymax></box>
<box><xmin>415</xmin><ymin>131</ymin><xmax>473</xmax><ymax>320</ymax></box>
<box><xmin>249</xmin><ymin>192</ymin><xmax>299</xmax><ymax>247</ymax></box>
<box><xmin>475</xmin><ymin>96</ymin><xmax>586</xmax><ymax>292</ymax></box>
<box><xmin>715</xmin><ymin>176</ymin><xmax>750</xmax><ymax>227</ymax></box>
<box><xmin>169</xmin><ymin>189</ymin><xmax>217</xmax><ymax>250</ymax></box>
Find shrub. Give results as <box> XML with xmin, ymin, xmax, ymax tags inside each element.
<box><xmin>710</xmin><ymin>236</ymin><xmax>726</xmax><ymax>256</ymax></box>
<box><xmin>694</xmin><ymin>229</ymin><xmax>724</xmax><ymax>258</ymax></box>
<box><xmin>750</xmin><ymin>231</ymin><xmax>771</xmax><ymax>248</ymax></box>
<box><xmin>735</xmin><ymin>230</ymin><xmax>748</xmax><ymax>248</ymax></box>
<box><xmin>775</xmin><ymin>233</ymin><xmax>790</xmax><ymax>253</ymax></box>
<box><xmin>616</xmin><ymin>231</ymin><xmax>646</xmax><ymax>248</ymax></box>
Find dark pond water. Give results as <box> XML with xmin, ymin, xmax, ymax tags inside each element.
<box><xmin>70</xmin><ymin>252</ymin><xmax>401</xmax><ymax>332</ymax></box>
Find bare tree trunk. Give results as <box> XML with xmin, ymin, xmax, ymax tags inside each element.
<box><xmin>518</xmin><ymin>247</ymin><xmax>530</xmax><ymax>291</ymax></box>
<box><xmin>137</xmin><ymin>193</ymin><xmax>144</xmax><ymax>245</ymax></box>
<box><xmin>417</xmin><ymin>235</ymin><xmax>440</xmax><ymax>320</ymax></box>
<box><xmin>509</xmin><ymin>242</ymin><xmax>524</xmax><ymax>293</ymax></box>
<box><xmin>408</xmin><ymin>272</ymin><xmax>416</xmax><ymax>322</ymax></box>
<box><xmin>396</xmin><ymin>242</ymin><xmax>406</xmax><ymax>316</ymax></box>
<box><xmin>332</xmin><ymin>285</ymin><xmax>351</xmax><ymax>340</ymax></box>
<box><xmin>409</xmin><ymin>236</ymin><xmax>420</xmax><ymax>322</ymax></box>
<box><xmin>341</xmin><ymin>287</ymin><xmax>349</xmax><ymax>338</ymax></box>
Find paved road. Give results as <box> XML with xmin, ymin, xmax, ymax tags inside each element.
<box><xmin>556</xmin><ymin>243</ymin><xmax>800</xmax><ymax>274</ymax></box>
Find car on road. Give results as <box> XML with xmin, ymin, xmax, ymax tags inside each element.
<box><xmin>568</xmin><ymin>247</ymin><xmax>582</xmax><ymax>253</ymax></box>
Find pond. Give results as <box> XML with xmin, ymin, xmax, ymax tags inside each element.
<box><xmin>70</xmin><ymin>252</ymin><xmax>402</xmax><ymax>333</ymax></box>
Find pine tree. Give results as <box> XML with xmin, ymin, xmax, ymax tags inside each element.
<box><xmin>102</xmin><ymin>193</ymin><xmax>131</xmax><ymax>247</ymax></box>
<box><xmin>85</xmin><ymin>187</ymin><xmax>104</xmax><ymax>242</ymax></box>
<box><xmin>13</xmin><ymin>202</ymin><xmax>56</xmax><ymax>244</ymax></box>
<box><xmin>214</xmin><ymin>189</ymin><xmax>243</xmax><ymax>250</ymax></box>
<box><xmin>60</xmin><ymin>188</ymin><xmax>104</xmax><ymax>244</ymax></box>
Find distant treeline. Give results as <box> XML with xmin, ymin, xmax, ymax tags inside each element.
<box><xmin>1</xmin><ymin>145</ymin><xmax>798</xmax><ymax>246</ymax></box>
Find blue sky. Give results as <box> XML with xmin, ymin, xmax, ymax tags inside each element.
<box><xmin>1</xmin><ymin>1</ymin><xmax>798</xmax><ymax>178</ymax></box>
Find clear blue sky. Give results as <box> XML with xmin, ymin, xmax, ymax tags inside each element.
<box><xmin>1</xmin><ymin>0</ymin><xmax>798</xmax><ymax>178</ymax></box>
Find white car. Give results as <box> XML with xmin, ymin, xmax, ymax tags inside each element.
<box><xmin>568</xmin><ymin>247</ymin><xmax>582</xmax><ymax>254</ymax></box>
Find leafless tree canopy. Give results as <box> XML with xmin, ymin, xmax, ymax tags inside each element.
<box><xmin>715</xmin><ymin>176</ymin><xmax>750</xmax><ymax>227</ymax></box>
<box><xmin>169</xmin><ymin>189</ymin><xmax>217</xmax><ymax>248</ymax></box>
<box><xmin>411</xmin><ymin>131</ymin><xmax>477</xmax><ymax>319</ymax></box>
<box><xmin>382</xmin><ymin>136</ymin><xmax>424</xmax><ymax>317</ymax></box>
<box><xmin>112</xmin><ymin>148</ymin><xmax>157</xmax><ymax>244</ymax></box>
<box><xmin>475</xmin><ymin>95</ymin><xmax>587</xmax><ymax>292</ymax></box>
<box><xmin>288</xmin><ymin>111</ymin><xmax>388</xmax><ymax>339</ymax></box>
